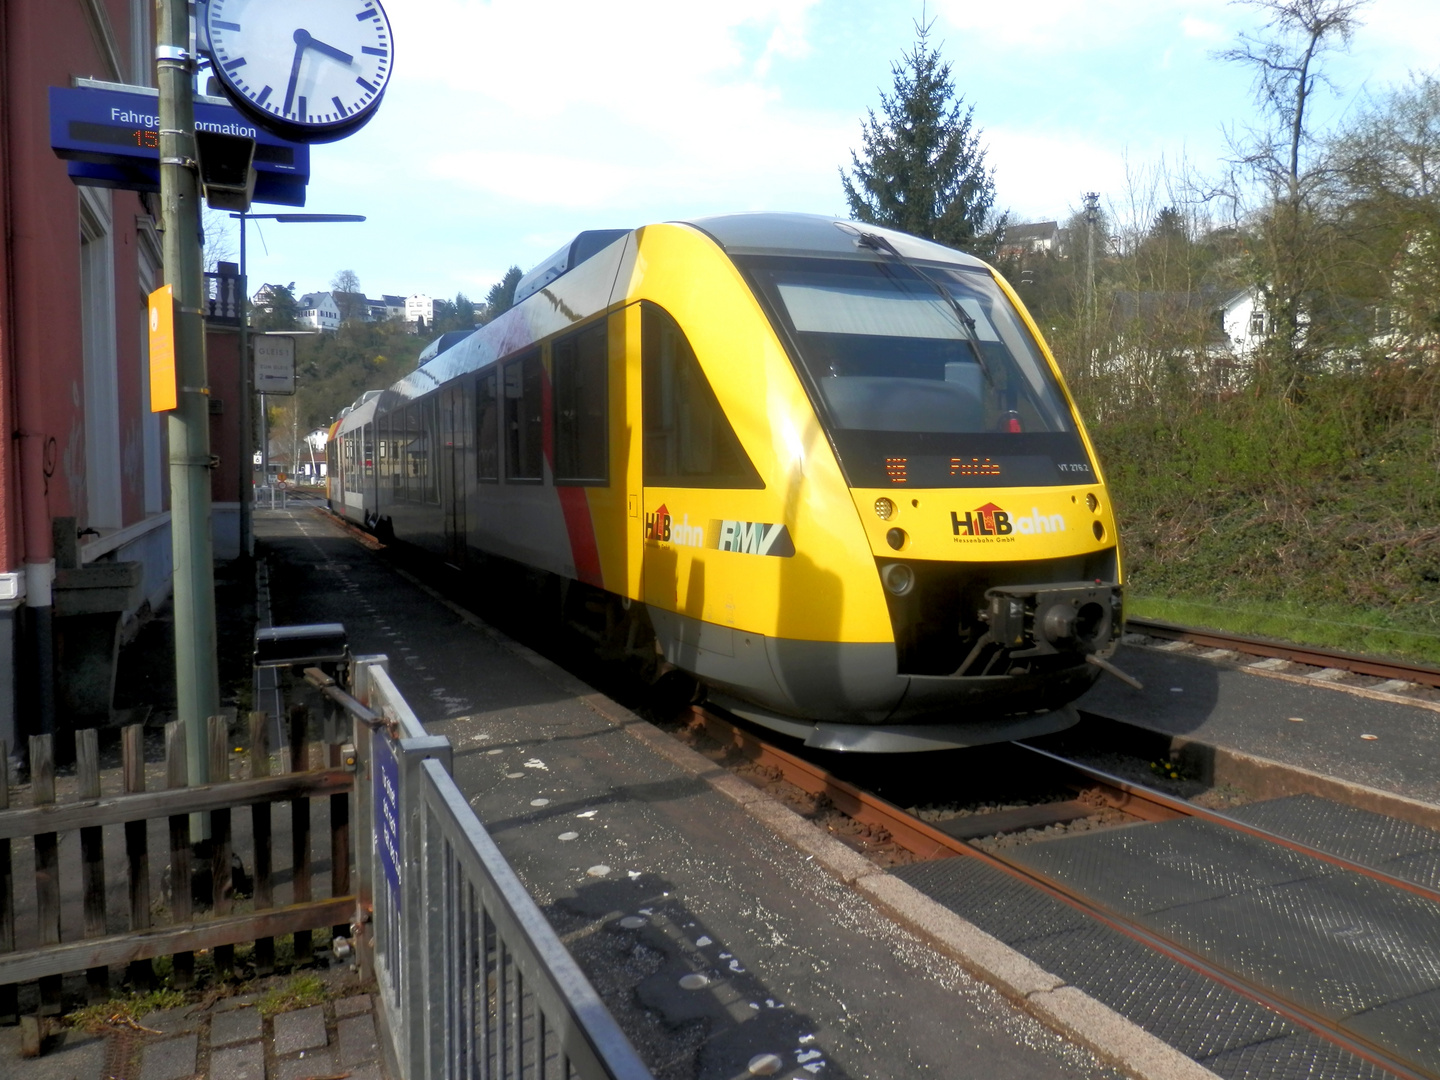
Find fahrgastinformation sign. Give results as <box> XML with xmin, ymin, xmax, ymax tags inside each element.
<box><xmin>50</xmin><ymin>83</ymin><xmax>309</xmax><ymax>205</ymax></box>
<box><xmin>254</xmin><ymin>335</ymin><xmax>296</xmax><ymax>395</ymax></box>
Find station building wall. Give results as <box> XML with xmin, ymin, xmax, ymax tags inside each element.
<box><xmin>0</xmin><ymin>0</ymin><xmax>185</xmax><ymax>754</ymax></box>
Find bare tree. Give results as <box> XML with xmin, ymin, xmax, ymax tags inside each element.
<box><xmin>331</xmin><ymin>269</ymin><xmax>366</xmax><ymax>322</ymax></box>
<box><xmin>1221</xmin><ymin>0</ymin><xmax>1371</xmax><ymax>392</ymax></box>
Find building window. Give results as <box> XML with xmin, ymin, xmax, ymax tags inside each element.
<box><xmin>1249</xmin><ymin>309</ymin><xmax>1267</xmax><ymax>337</ymax></box>
<box><xmin>552</xmin><ymin>320</ymin><xmax>608</xmax><ymax>484</ymax></box>
<box><xmin>503</xmin><ymin>351</ymin><xmax>543</xmax><ymax>482</ymax></box>
<box><xmin>476</xmin><ymin>371</ymin><xmax>499</xmax><ymax>481</ymax></box>
<box><xmin>80</xmin><ymin>187</ymin><xmax>122</xmax><ymax>530</ymax></box>
<box><xmin>642</xmin><ymin>302</ymin><xmax>762</xmax><ymax>489</ymax></box>
<box><xmin>136</xmin><ymin>222</ymin><xmax>164</xmax><ymax>514</ymax></box>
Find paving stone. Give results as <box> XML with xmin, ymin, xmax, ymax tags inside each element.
<box><xmin>208</xmin><ymin>1039</ymin><xmax>264</xmax><ymax>1080</ymax></box>
<box><xmin>137</xmin><ymin>1006</ymin><xmax>200</xmax><ymax>1036</ymax></box>
<box><xmin>341</xmin><ymin>1066</ymin><xmax>384</xmax><ymax>1080</ymax></box>
<box><xmin>209</xmin><ymin>1005</ymin><xmax>262</xmax><ymax>1046</ymax></box>
<box><xmin>333</xmin><ymin>993</ymin><xmax>372</xmax><ymax>1018</ymax></box>
<box><xmin>271</xmin><ymin>1005</ymin><xmax>328</xmax><ymax>1055</ymax></box>
<box><xmin>6</xmin><ymin>1029</ymin><xmax>105</xmax><ymax>1080</ymax></box>
<box><xmin>138</xmin><ymin>1033</ymin><xmax>198</xmax><ymax>1080</ymax></box>
<box><xmin>213</xmin><ymin>992</ymin><xmax>261</xmax><ymax>1013</ymax></box>
<box><xmin>274</xmin><ymin>1048</ymin><xmax>337</xmax><ymax>1080</ymax></box>
<box><xmin>336</xmin><ymin>1012</ymin><xmax>379</xmax><ymax>1065</ymax></box>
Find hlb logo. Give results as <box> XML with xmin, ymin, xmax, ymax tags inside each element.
<box><xmin>644</xmin><ymin>504</ymin><xmax>704</xmax><ymax>547</ymax></box>
<box><xmin>952</xmin><ymin>503</ymin><xmax>1068</xmax><ymax>539</ymax></box>
<box><xmin>952</xmin><ymin>502</ymin><xmax>1012</xmax><ymax>537</ymax></box>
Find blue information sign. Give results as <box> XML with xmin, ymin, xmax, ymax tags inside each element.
<box><xmin>49</xmin><ymin>84</ymin><xmax>309</xmax><ymax>206</ymax></box>
<box><xmin>373</xmin><ymin>733</ymin><xmax>402</xmax><ymax>909</ymax></box>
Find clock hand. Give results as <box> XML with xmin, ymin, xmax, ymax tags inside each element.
<box><xmin>305</xmin><ymin>36</ymin><xmax>354</xmax><ymax>65</ymax></box>
<box><xmin>282</xmin><ymin>28</ymin><xmax>311</xmax><ymax>117</ymax></box>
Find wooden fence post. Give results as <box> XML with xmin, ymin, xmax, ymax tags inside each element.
<box><xmin>250</xmin><ymin>711</ymin><xmax>274</xmax><ymax>974</ymax></box>
<box><xmin>0</xmin><ymin>740</ymin><xmax>14</xmax><ymax>1020</ymax></box>
<box><xmin>166</xmin><ymin>722</ymin><xmax>193</xmax><ymax>988</ymax></box>
<box><xmin>76</xmin><ymin>729</ymin><xmax>108</xmax><ymax>999</ymax></box>
<box><xmin>30</xmin><ymin>735</ymin><xmax>59</xmax><ymax>1013</ymax></box>
<box><xmin>289</xmin><ymin>704</ymin><xmax>313</xmax><ymax>965</ymax></box>
<box><xmin>209</xmin><ymin>716</ymin><xmax>233</xmax><ymax>977</ymax></box>
<box><xmin>122</xmin><ymin>724</ymin><xmax>153</xmax><ymax>987</ymax></box>
<box><xmin>330</xmin><ymin>741</ymin><xmax>351</xmax><ymax>948</ymax></box>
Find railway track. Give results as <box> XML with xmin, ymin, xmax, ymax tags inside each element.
<box><xmin>306</xmin><ymin>503</ymin><xmax>1440</xmax><ymax>1078</ymax></box>
<box><xmin>689</xmin><ymin>705</ymin><xmax>1440</xmax><ymax>1080</ymax></box>
<box><xmin>1126</xmin><ymin>616</ymin><xmax>1440</xmax><ymax>690</ymax></box>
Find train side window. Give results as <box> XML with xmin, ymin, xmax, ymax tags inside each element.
<box><xmin>552</xmin><ymin>321</ymin><xmax>608</xmax><ymax>485</ymax></box>
<box><xmin>642</xmin><ymin>302</ymin><xmax>763</xmax><ymax>488</ymax></box>
<box><xmin>503</xmin><ymin>350</ymin><xmax>543</xmax><ymax>482</ymax></box>
<box><xmin>422</xmin><ymin>397</ymin><xmax>440</xmax><ymax>503</ymax></box>
<box><xmin>363</xmin><ymin>423</ymin><xmax>374</xmax><ymax>480</ymax></box>
<box><xmin>476</xmin><ymin>371</ymin><xmax>499</xmax><ymax>481</ymax></box>
<box><xmin>402</xmin><ymin>404</ymin><xmax>418</xmax><ymax>501</ymax></box>
<box><xmin>376</xmin><ymin>411</ymin><xmax>388</xmax><ymax>485</ymax></box>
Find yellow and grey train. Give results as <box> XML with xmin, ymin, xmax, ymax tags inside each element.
<box><xmin>328</xmin><ymin>213</ymin><xmax>1126</xmax><ymax>751</ymax></box>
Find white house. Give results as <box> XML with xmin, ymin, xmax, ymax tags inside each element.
<box><xmin>298</xmin><ymin>291</ymin><xmax>341</xmax><ymax>331</ymax></box>
<box><xmin>405</xmin><ymin>293</ymin><xmax>434</xmax><ymax>330</ymax></box>
<box><xmin>1219</xmin><ymin>287</ymin><xmax>1269</xmax><ymax>361</ymax></box>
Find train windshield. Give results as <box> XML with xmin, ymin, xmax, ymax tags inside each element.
<box><xmin>741</xmin><ymin>256</ymin><xmax>1094</xmax><ymax>488</ymax></box>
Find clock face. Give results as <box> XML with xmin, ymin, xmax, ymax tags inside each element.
<box><xmin>205</xmin><ymin>0</ymin><xmax>392</xmax><ymax>143</ymax></box>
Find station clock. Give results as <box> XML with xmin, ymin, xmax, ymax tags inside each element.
<box><xmin>203</xmin><ymin>0</ymin><xmax>393</xmax><ymax>144</ymax></box>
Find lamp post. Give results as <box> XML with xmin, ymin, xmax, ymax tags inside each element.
<box><xmin>232</xmin><ymin>213</ymin><xmax>364</xmax><ymax>556</ymax></box>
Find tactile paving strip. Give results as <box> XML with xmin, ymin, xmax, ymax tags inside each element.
<box><xmin>1199</xmin><ymin>1030</ymin><xmax>1396</xmax><ymax>1080</ymax></box>
<box><xmin>1226</xmin><ymin>794</ymin><xmax>1440</xmax><ymax>890</ymax></box>
<box><xmin>893</xmin><ymin>858</ymin><xmax>1379</xmax><ymax>1079</ymax></box>
<box><xmin>1003</xmin><ymin>816</ymin><xmax>1440</xmax><ymax>1076</ymax></box>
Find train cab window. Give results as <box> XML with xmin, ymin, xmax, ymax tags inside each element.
<box><xmin>552</xmin><ymin>321</ymin><xmax>608</xmax><ymax>484</ymax></box>
<box><xmin>476</xmin><ymin>371</ymin><xmax>499</xmax><ymax>481</ymax></box>
<box><xmin>642</xmin><ymin>302</ymin><xmax>762</xmax><ymax>489</ymax></box>
<box><xmin>739</xmin><ymin>255</ymin><xmax>1091</xmax><ymax>488</ymax></box>
<box><xmin>363</xmin><ymin>423</ymin><xmax>374</xmax><ymax>479</ymax></box>
<box><xmin>503</xmin><ymin>351</ymin><xmax>543</xmax><ymax>482</ymax></box>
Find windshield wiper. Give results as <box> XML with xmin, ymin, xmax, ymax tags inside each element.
<box><xmin>852</xmin><ymin>230</ymin><xmax>994</xmax><ymax>385</ymax></box>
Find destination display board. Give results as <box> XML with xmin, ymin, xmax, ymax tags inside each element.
<box><xmin>49</xmin><ymin>83</ymin><xmax>309</xmax><ymax>206</ymax></box>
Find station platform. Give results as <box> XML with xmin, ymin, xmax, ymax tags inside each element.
<box><xmin>256</xmin><ymin>505</ymin><xmax>1134</xmax><ymax>1080</ymax></box>
<box><xmin>1077</xmin><ymin>640</ymin><xmax>1440</xmax><ymax>806</ymax></box>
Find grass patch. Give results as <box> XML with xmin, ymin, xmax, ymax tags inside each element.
<box><xmin>1127</xmin><ymin>595</ymin><xmax>1440</xmax><ymax>664</ymax></box>
<box><xmin>256</xmin><ymin>973</ymin><xmax>327</xmax><ymax>1017</ymax></box>
<box><xmin>65</xmin><ymin>988</ymin><xmax>187</xmax><ymax>1033</ymax></box>
<box><xmin>1084</xmin><ymin>371</ymin><xmax>1440</xmax><ymax>661</ymax></box>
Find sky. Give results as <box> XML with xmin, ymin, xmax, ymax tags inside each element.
<box><xmin>217</xmin><ymin>0</ymin><xmax>1440</xmax><ymax>308</ymax></box>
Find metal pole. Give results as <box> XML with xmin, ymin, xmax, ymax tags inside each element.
<box><xmin>237</xmin><ymin>218</ymin><xmax>253</xmax><ymax>557</ymax></box>
<box><xmin>260</xmin><ymin>390</ymin><xmax>268</xmax><ymax>492</ymax></box>
<box><xmin>157</xmin><ymin>0</ymin><xmax>217</xmax><ymax>801</ymax></box>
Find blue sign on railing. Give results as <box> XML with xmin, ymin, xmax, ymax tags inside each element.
<box><xmin>374</xmin><ymin>733</ymin><xmax>402</xmax><ymax>908</ymax></box>
<box><xmin>49</xmin><ymin>83</ymin><xmax>310</xmax><ymax>206</ymax></box>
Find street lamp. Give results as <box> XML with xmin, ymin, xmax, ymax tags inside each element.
<box><xmin>231</xmin><ymin>212</ymin><xmax>364</xmax><ymax>556</ymax></box>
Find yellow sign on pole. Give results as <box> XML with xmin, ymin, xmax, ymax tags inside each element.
<box><xmin>148</xmin><ymin>284</ymin><xmax>177</xmax><ymax>412</ymax></box>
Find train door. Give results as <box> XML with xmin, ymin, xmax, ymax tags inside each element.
<box><xmin>441</xmin><ymin>382</ymin><xmax>467</xmax><ymax>566</ymax></box>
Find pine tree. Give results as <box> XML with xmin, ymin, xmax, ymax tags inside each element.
<box><xmin>841</xmin><ymin>19</ymin><xmax>1007</xmax><ymax>258</ymax></box>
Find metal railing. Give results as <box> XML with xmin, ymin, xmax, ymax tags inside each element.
<box><xmin>328</xmin><ymin>657</ymin><xmax>652</xmax><ymax>1080</ymax></box>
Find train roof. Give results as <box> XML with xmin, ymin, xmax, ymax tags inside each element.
<box><xmin>680</xmin><ymin>212</ymin><xmax>989</xmax><ymax>269</ymax></box>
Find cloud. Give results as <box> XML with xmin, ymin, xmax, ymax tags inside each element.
<box><xmin>1180</xmin><ymin>15</ymin><xmax>1227</xmax><ymax>42</ymax></box>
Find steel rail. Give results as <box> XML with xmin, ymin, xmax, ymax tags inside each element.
<box><xmin>697</xmin><ymin>706</ymin><xmax>1436</xmax><ymax>1080</ymax></box>
<box><xmin>1126</xmin><ymin>616</ymin><xmax>1440</xmax><ymax>689</ymax></box>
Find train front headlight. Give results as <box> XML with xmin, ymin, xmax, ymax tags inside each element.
<box><xmin>881</xmin><ymin>563</ymin><xmax>915</xmax><ymax>596</ymax></box>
